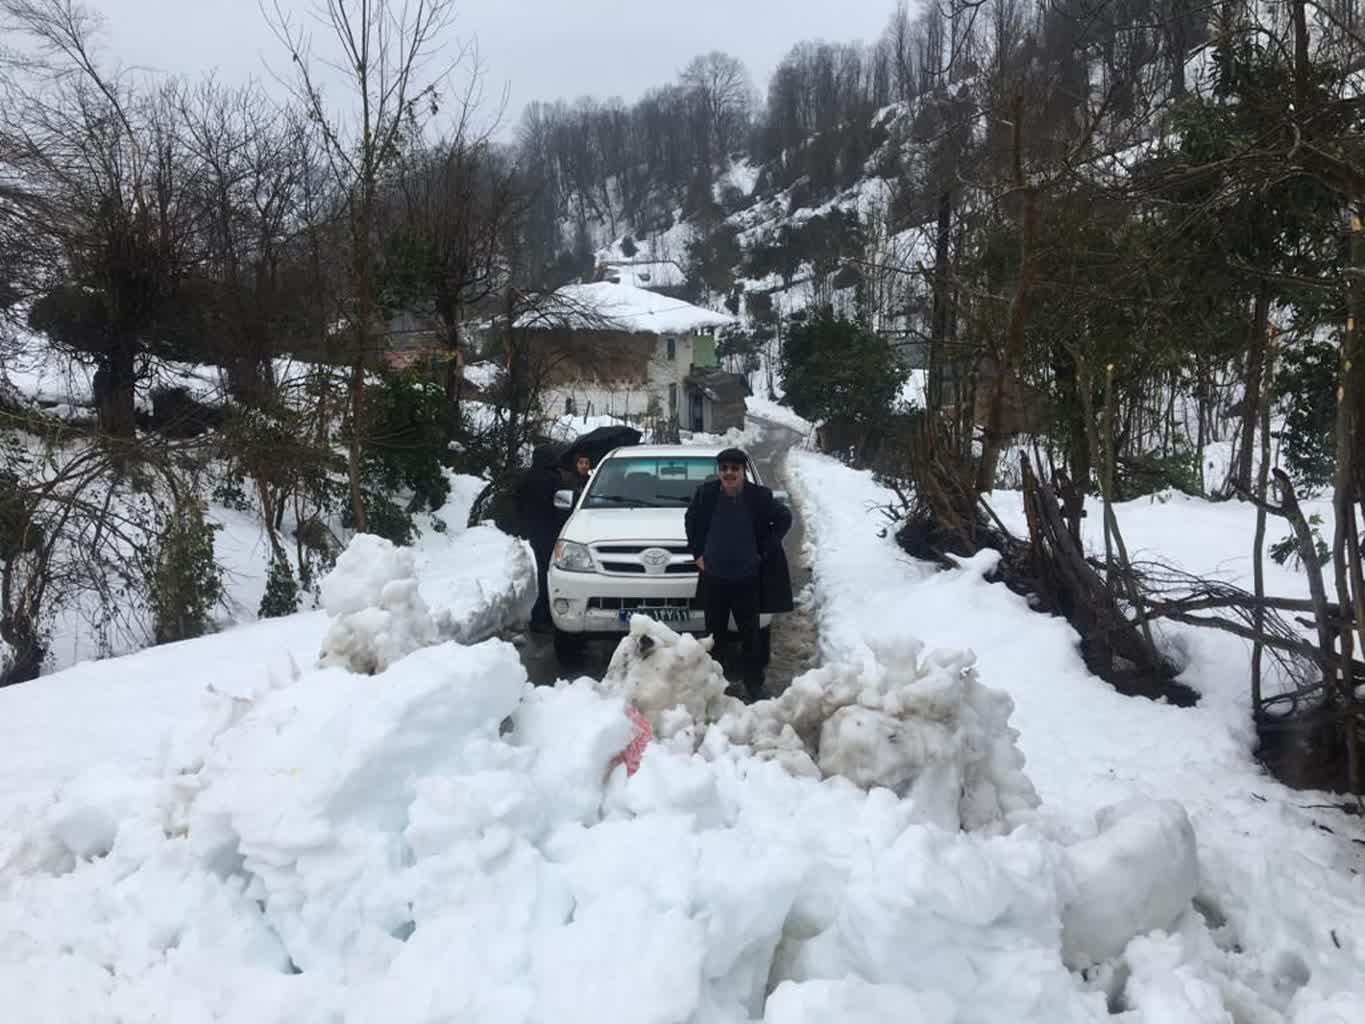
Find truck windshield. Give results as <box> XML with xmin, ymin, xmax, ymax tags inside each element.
<box><xmin>583</xmin><ymin>457</ymin><xmax>750</xmax><ymax>508</ymax></box>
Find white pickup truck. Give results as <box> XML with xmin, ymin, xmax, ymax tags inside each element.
<box><xmin>546</xmin><ymin>444</ymin><xmax>783</xmax><ymax>661</ymax></box>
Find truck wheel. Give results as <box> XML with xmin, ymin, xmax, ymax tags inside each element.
<box><xmin>553</xmin><ymin>628</ymin><xmax>586</xmax><ymax>665</ymax></box>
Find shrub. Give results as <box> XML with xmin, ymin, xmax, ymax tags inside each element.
<box><xmin>148</xmin><ymin>495</ymin><xmax>223</xmax><ymax>645</ymax></box>
<box><xmin>259</xmin><ymin>553</ymin><xmax>301</xmax><ymax>619</ymax></box>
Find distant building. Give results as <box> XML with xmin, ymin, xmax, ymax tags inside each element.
<box><xmin>515</xmin><ymin>281</ymin><xmax>744</xmax><ymax>432</ymax></box>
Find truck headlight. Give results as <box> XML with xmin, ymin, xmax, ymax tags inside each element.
<box><xmin>553</xmin><ymin>539</ymin><xmax>594</xmax><ymax>572</ymax></box>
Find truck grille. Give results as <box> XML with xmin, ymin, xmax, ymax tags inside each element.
<box><xmin>588</xmin><ymin>597</ymin><xmax>702</xmax><ymax>611</ymax></box>
<box><xmin>595</xmin><ymin>544</ymin><xmax>691</xmax><ymax>555</ymax></box>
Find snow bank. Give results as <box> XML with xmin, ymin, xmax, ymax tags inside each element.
<box><xmin>0</xmin><ymin>632</ymin><xmax>1098</xmax><ymax>1023</ymax></box>
<box><xmin>1</xmin><ymin>610</ymin><xmax>1219</xmax><ymax>1021</ymax></box>
<box><xmin>317</xmin><ymin>528</ymin><xmax>535</xmax><ymax>673</ymax></box>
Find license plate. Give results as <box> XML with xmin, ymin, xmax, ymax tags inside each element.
<box><xmin>619</xmin><ymin>607</ymin><xmax>691</xmax><ymax>625</ymax></box>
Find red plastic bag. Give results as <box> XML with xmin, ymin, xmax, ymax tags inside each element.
<box><xmin>610</xmin><ymin>705</ymin><xmax>653</xmax><ymax>777</ymax></box>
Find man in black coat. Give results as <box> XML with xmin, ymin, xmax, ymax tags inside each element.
<box><xmin>517</xmin><ymin>444</ymin><xmax>570</xmax><ymax>632</ymax></box>
<box><xmin>685</xmin><ymin>447</ymin><xmax>794</xmax><ymax>702</ymax></box>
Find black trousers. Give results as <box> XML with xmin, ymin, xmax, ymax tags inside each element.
<box><xmin>530</xmin><ymin>533</ymin><xmax>555</xmax><ymax>625</ymax></box>
<box><xmin>703</xmin><ymin>574</ymin><xmax>764</xmax><ymax>692</ymax></box>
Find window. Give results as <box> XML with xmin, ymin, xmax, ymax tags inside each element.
<box><xmin>565</xmin><ymin>396</ymin><xmax>576</xmax><ymax>416</ymax></box>
<box><xmin>585</xmin><ymin>457</ymin><xmax>743</xmax><ymax>508</ymax></box>
<box><xmin>665</xmin><ymin>337</ymin><xmax>676</xmax><ymax>361</ymax></box>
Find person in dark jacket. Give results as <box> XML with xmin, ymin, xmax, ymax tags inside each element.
<box><xmin>684</xmin><ymin>447</ymin><xmax>793</xmax><ymax>701</ymax></box>
<box><xmin>517</xmin><ymin>444</ymin><xmax>569</xmax><ymax>632</ymax></box>
<box><xmin>570</xmin><ymin>454</ymin><xmax>594</xmax><ymax>499</ymax></box>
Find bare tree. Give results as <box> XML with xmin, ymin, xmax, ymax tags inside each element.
<box><xmin>179</xmin><ymin>82</ymin><xmax>316</xmax><ymax>407</ymax></box>
<box><xmin>1</xmin><ymin>0</ymin><xmax>200</xmax><ymax>440</ymax></box>
<box><xmin>384</xmin><ymin>68</ymin><xmax>522</xmax><ymax>426</ymax></box>
<box><xmin>266</xmin><ymin>0</ymin><xmax>462</xmax><ymax>532</ymax></box>
<box><xmin>887</xmin><ymin>1</ymin><xmax>918</xmax><ymax>101</ymax></box>
<box><xmin>680</xmin><ymin>52</ymin><xmax>754</xmax><ymax>165</ymax></box>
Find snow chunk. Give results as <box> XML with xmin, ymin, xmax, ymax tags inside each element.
<box><xmin>1062</xmin><ymin>799</ymin><xmax>1199</xmax><ymax>968</ymax></box>
<box><xmin>177</xmin><ymin>640</ymin><xmax>527</xmax><ymax>973</ymax></box>
<box><xmin>1122</xmin><ymin>931</ymin><xmax>1232</xmax><ymax>1022</ymax></box>
<box><xmin>317</xmin><ymin>534</ymin><xmax>438</xmax><ymax>674</ymax></box>
<box><xmin>766</xmin><ymin>977</ymin><xmax>955</xmax><ymax>1024</ymax></box>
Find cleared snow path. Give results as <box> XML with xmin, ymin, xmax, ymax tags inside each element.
<box><xmin>747</xmin><ymin>416</ymin><xmax>818</xmax><ymax>695</ymax></box>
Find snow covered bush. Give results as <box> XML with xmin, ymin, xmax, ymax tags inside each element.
<box><xmin>598</xmin><ymin>617</ymin><xmax>1040</xmax><ymax>833</ymax></box>
<box><xmin>317</xmin><ymin>534</ymin><xmax>438</xmax><ymax>674</ymax></box>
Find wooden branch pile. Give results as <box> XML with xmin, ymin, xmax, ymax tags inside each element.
<box><xmin>1018</xmin><ymin>456</ymin><xmax>1196</xmax><ymax>704</ymax></box>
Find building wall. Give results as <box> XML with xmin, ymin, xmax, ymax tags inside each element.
<box><xmin>541</xmin><ymin>332</ymin><xmax>694</xmax><ymax>423</ymax></box>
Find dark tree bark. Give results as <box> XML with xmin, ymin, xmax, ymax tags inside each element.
<box><xmin>1234</xmin><ymin>283</ymin><xmax>1271</xmax><ymax>494</ymax></box>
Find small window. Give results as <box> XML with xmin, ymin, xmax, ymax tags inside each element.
<box><xmin>666</xmin><ymin>337</ymin><xmax>676</xmax><ymax>361</ymax></box>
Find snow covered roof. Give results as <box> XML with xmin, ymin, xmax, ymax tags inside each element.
<box><xmin>518</xmin><ymin>282</ymin><xmax>734</xmax><ymax>336</ymax></box>
<box><xmin>600</xmin><ymin>260</ymin><xmax>687</xmax><ymax>290</ymax></box>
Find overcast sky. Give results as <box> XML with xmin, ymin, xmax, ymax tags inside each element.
<box><xmin>94</xmin><ymin>0</ymin><xmax>898</xmax><ymax>136</ymax></box>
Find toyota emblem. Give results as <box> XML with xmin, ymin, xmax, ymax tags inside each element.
<box><xmin>640</xmin><ymin>547</ymin><xmax>671</xmax><ymax>571</ymax></box>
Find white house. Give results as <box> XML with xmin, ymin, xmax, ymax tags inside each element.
<box><xmin>517</xmin><ymin>282</ymin><xmax>739</xmax><ymax>430</ymax></box>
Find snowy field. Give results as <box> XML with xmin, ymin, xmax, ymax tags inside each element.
<box><xmin>1</xmin><ymin>436</ymin><xmax>1363</xmax><ymax>1021</ymax></box>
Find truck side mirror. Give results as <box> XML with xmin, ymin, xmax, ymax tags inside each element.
<box><xmin>554</xmin><ymin>489</ymin><xmax>575</xmax><ymax>511</ymax></box>
<box><xmin>773</xmin><ymin>489</ymin><xmax>790</xmax><ymax>506</ymax></box>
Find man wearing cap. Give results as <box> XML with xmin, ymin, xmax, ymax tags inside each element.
<box><xmin>685</xmin><ymin>447</ymin><xmax>794</xmax><ymax>702</ymax></box>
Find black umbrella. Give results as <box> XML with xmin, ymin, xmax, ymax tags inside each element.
<box><xmin>532</xmin><ymin>441</ymin><xmax>570</xmax><ymax>470</ymax></box>
<box><xmin>560</xmin><ymin>425</ymin><xmax>642</xmax><ymax>469</ymax></box>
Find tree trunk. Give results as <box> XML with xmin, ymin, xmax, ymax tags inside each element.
<box><xmin>928</xmin><ymin>189</ymin><xmax>952</xmax><ymax>413</ymax></box>
<box><xmin>94</xmin><ymin>338</ymin><xmax>138</xmax><ymax>439</ymax></box>
<box><xmin>443</xmin><ymin>315</ymin><xmax>465</xmax><ymax>440</ymax></box>
<box><xmin>1055</xmin><ymin>344</ymin><xmax>1089</xmax><ymax>541</ymax></box>
<box><xmin>0</xmin><ymin>604</ymin><xmax>46</xmax><ymax>686</ymax></box>
<box><xmin>348</xmin><ymin>190</ymin><xmax>372</xmax><ymax>534</ymax></box>
<box><xmin>976</xmin><ymin>94</ymin><xmax>1040</xmax><ymax>495</ymax></box>
<box><xmin>1334</xmin><ymin>207</ymin><xmax>1364</xmax><ymax>794</ymax></box>
<box><xmin>1234</xmin><ymin>284</ymin><xmax>1271</xmax><ymax>494</ymax></box>
<box><xmin>1251</xmin><ymin>328</ymin><xmax>1276</xmax><ymax>709</ymax></box>
<box><xmin>975</xmin><ymin>181</ymin><xmax>1041</xmax><ymax>493</ymax></box>
<box><xmin>1291</xmin><ymin>0</ymin><xmax>1311</xmax><ymax>118</ymax></box>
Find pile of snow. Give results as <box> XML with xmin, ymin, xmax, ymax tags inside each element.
<box><xmin>317</xmin><ymin>530</ymin><xmax>536</xmax><ymax>674</ymax></box>
<box><xmin>317</xmin><ymin>535</ymin><xmax>440</xmax><ymax>674</ymax></box>
<box><xmin>596</xmin><ymin>617</ymin><xmax>1039</xmax><ymax>834</ymax></box>
<box><xmin>682</xmin><ymin>418</ymin><xmax>765</xmax><ymax>451</ymax></box>
<box><xmin>1</xmin><ymin>625</ymin><xmax>1205</xmax><ymax>1022</ymax></box>
<box><xmin>461</xmin><ymin>360</ymin><xmax>501</xmax><ymax>391</ymax></box>
<box><xmin>745</xmin><ymin>395</ymin><xmax>815</xmax><ymax>437</ymax></box>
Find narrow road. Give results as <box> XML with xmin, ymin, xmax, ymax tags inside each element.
<box><xmin>746</xmin><ymin>416</ymin><xmax>818</xmax><ymax>696</ymax></box>
<box><xmin>510</xmin><ymin>417</ymin><xmax>817</xmax><ymax>691</ymax></box>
